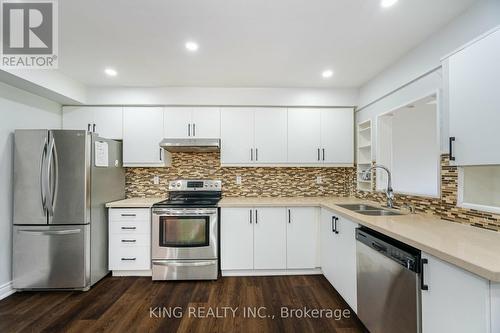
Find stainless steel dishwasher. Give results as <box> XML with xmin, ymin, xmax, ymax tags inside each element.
<box><xmin>356</xmin><ymin>227</ymin><xmax>422</xmax><ymax>333</ymax></box>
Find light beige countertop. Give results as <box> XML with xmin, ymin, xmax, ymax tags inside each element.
<box><xmin>219</xmin><ymin>196</ymin><xmax>500</xmax><ymax>282</ymax></box>
<box><xmin>105</xmin><ymin>197</ymin><xmax>165</xmax><ymax>208</ymax></box>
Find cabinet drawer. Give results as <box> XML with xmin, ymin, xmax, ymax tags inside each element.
<box><xmin>109</xmin><ymin>220</ymin><xmax>150</xmax><ymax>235</ymax></box>
<box><xmin>109</xmin><ymin>209</ymin><xmax>150</xmax><ymax>222</ymax></box>
<box><xmin>110</xmin><ymin>234</ymin><xmax>150</xmax><ymax>248</ymax></box>
<box><xmin>109</xmin><ymin>246</ymin><xmax>150</xmax><ymax>270</ymax></box>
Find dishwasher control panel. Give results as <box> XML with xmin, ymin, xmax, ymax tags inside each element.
<box><xmin>356</xmin><ymin>227</ymin><xmax>421</xmax><ymax>273</ymax></box>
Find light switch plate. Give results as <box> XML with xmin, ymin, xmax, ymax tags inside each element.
<box><xmin>153</xmin><ymin>175</ymin><xmax>160</xmax><ymax>185</ymax></box>
<box><xmin>236</xmin><ymin>175</ymin><xmax>242</xmax><ymax>185</ymax></box>
<box><xmin>316</xmin><ymin>176</ymin><xmax>323</xmax><ymax>184</ymax></box>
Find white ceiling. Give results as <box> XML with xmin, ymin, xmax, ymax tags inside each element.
<box><xmin>58</xmin><ymin>0</ymin><xmax>478</xmax><ymax>88</ymax></box>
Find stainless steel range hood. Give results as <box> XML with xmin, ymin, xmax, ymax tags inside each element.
<box><xmin>159</xmin><ymin>138</ymin><xmax>220</xmax><ymax>152</ymax></box>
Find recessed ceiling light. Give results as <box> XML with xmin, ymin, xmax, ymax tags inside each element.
<box><xmin>185</xmin><ymin>41</ymin><xmax>199</xmax><ymax>52</ymax></box>
<box><xmin>381</xmin><ymin>0</ymin><xmax>398</xmax><ymax>8</ymax></box>
<box><xmin>104</xmin><ymin>68</ymin><xmax>117</xmax><ymax>76</ymax></box>
<box><xmin>322</xmin><ymin>70</ymin><xmax>334</xmax><ymax>78</ymax></box>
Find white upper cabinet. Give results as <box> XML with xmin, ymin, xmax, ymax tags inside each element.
<box><xmin>448</xmin><ymin>28</ymin><xmax>500</xmax><ymax>165</ymax></box>
<box><xmin>253</xmin><ymin>108</ymin><xmax>288</xmax><ymax>164</ymax></box>
<box><xmin>123</xmin><ymin>107</ymin><xmax>168</xmax><ymax>167</ymax></box>
<box><xmin>62</xmin><ymin>106</ymin><xmax>123</xmax><ymax>140</ymax></box>
<box><xmin>220</xmin><ymin>108</ymin><xmax>255</xmax><ymax>164</ymax></box>
<box><xmin>164</xmin><ymin>107</ymin><xmax>220</xmax><ymax>139</ymax></box>
<box><xmin>288</xmin><ymin>108</ymin><xmax>322</xmax><ymax>163</ymax></box>
<box><xmin>321</xmin><ymin>108</ymin><xmax>354</xmax><ymax>164</ymax></box>
<box><xmin>288</xmin><ymin>108</ymin><xmax>353</xmax><ymax>165</ymax></box>
<box><xmin>191</xmin><ymin>108</ymin><xmax>220</xmax><ymax>138</ymax></box>
<box><xmin>163</xmin><ymin>107</ymin><xmax>192</xmax><ymax>139</ymax></box>
<box><xmin>221</xmin><ymin>107</ymin><xmax>287</xmax><ymax>165</ymax></box>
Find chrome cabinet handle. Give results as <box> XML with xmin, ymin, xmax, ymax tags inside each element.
<box><xmin>255</xmin><ymin>148</ymin><xmax>258</xmax><ymax>161</ymax></box>
<box><xmin>121</xmin><ymin>214</ymin><xmax>136</xmax><ymax>217</ymax></box>
<box><xmin>121</xmin><ymin>226</ymin><xmax>136</xmax><ymax>230</ymax></box>
<box><xmin>249</xmin><ymin>209</ymin><xmax>253</xmax><ymax>224</ymax></box>
<box><xmin>288</xmin><ymin>209</ymin><xmax>291</xmax><ymax>223</ymax></box>
<box><xmin>159</xmin><ymin>148</ymin><xmax>162</xmax><ymax>161</ymax></box>
<box><xmin>250</xmin><ymin>148</ymin><xmax>253</xmax><ymax>161</ymax></box>
<box><xmin>121</xmin><ymin>258</ymin><xmax>136</xmax><ymax>261</ymax></box>
<box><xmin>449</xmin><ymin>137</ymin><xmax>456</xmax><ymax>161</ymax></box>
<box><xmin>188</xmin><ymin>124</ymin><xmax>191</xmax><ymax>136</ymax></box>
<box><xmin>322</xmin><ymin>148</ymin><xmax>325</xmax><ymax>161</ymax></box>
<box><xmin>255</xmin><ymin>209</ymin><xmax>258</xmax><ymax>224</ymax></box>
<box><xmin>87</xmin><ymin>124</ymin><xmax>91</xmax><ymax>132</ymax></box>
<box><xmin>92</xmin><ymin>123</ymin><xmax>96</xmax><ymax>132</ymax></box>
<box><xmin>193</xmin><ymin>123</ymin><xmax>196</xmax><ymax>136</ymax></box>
<box><xmin>121</xmin><ymin>239</ymin><xmax>136</xmax><ymax>243</ymax></box>
<box><xmin>317</xmin><ymin>148</ymin><xmax>320</xmax><ymax>161</ymax></box>
<box><xmin>334</xmin><ymin>217</ymin><xmax>339</xmax><ymax>234</ymax></box>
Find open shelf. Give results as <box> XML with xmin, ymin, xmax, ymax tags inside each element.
<box><xmin>357</xmin><ymin>120</ymin><xmax>373</xmax><ymax>192</ymax></box>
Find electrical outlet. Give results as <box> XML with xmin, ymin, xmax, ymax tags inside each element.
<box><xmin>153</xmin><ymin>175</ymin><xmax>160</xmax><ymax>185</ymax></box>
<box><xmin>236</xmin><ymin>175</ymin><xmax>242</xmax><ymax>185</ymax></box>
<box><xmin>316</xmin><ymin>176</ymin><xmax>323</xmax><ymax>184</ymax></box>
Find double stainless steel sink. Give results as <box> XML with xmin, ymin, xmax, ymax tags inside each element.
<box><xmin>337</xmin><ymin>204</ymin><xmax>404</xmax><ymax>216</ymax></box>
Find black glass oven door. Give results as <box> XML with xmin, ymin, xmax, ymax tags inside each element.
<box><xmin>158</xmin><ymin>216</ymin><xmax>210</xmax><ymax>248</ymax></box>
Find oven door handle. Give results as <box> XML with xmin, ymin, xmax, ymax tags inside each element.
<box><xmin>153</xmin><ymin>210</ymin><xmax>217</xmax><ymax>216</ymax></box>
<box><xmin>153</xmin><ymin>261</ymin><xmax>215</xmax><ymax>267</ymax></box>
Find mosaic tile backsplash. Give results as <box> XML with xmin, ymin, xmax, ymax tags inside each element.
<box><xmin>126</xmin><ymin>152</ymin><xmax>355</xmax><ymax>198</ymax></box>
<box><xmin>126</xmin><ymin>153</ymin><xmax>500</xmax><ymax>231</ymax></box>
<box><xmin>355</xmin><ymin>155</ymin><xmax>500</xmax><ymax>232</ymax></box>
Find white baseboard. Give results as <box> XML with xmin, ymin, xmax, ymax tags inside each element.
<box><xmin>0</xmin><ymin>281</ymin><xmax>15</xmax><ymax>301</ymax></box>
<box><xmin>221</xmin><ymin>268</ymin><xmax>322</xmax><ymax>277</ymax></box>
<box><xmin>112</xmin><ymin>270</ymin><xmax>152</xmax><ymax>277</ymax></box>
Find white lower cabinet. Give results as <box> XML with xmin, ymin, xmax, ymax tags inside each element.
<box><xmin>421</xmin><ymin>252</ymin><xmax>492</xmax><ymax>333</ymax></box>
<box><xmin>254</xmin><ymin>208</ymin><xmax>287</xmax><ymax>269</ymax></box>
<box><xmin>221</xmin><ymin>207</ymin><xmax>318</xmax><ymax>272</ymax></box>
<box><xmin>220</xmin><ymin>208</ymin><xmax>254</xmax><ymax>270</ymax></box>
<box><xmin>108</xmin><ymin>208</ymin><xmax>151</xmax><ymax>273</ymax></box>
<box><xmin>286</xmin><ymin>207</ymin><xmax>319</xmax><ymax>269</ymax></box>
<box><xmin>320</xmin><ymin>208</ymin><xmax>358</xmax><ymax>312</ymax></box>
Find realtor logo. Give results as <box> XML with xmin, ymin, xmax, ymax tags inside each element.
<box><xmin>1</xmin><ymin>0</ymin><xmax>58</xmax><ymax>68</ymax></box>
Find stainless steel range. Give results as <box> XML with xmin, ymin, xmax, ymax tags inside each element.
<box><xmin>151</xmin><ymin>179</ymin><xmax>221</xmax><ymax>280</ymax></box>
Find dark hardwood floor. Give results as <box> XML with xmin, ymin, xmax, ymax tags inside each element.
<box><xmin>0</xmin><ymin>275</ymin><xmax>367</xmax><ymax>333</ymax></box>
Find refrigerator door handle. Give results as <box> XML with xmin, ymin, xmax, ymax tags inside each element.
<box><xmin>18</xmin><ymin>229</ymin><xmax>81</xmax><ymax>235</ymax></box>
<box><xmin>46</xmin><ymin>137</ymin><xmax>57</xmax><ymax>216</ymax></box>
<box><xmin>40</xmin><ymin>138</ymin><xmax>48</xmax><ymax>213</ymax></box>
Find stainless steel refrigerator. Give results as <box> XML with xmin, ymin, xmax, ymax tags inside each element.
<box><xmin>12</xmin><ymin>130</ymin><xmax>125</xmax><ymax>290</ymax></box>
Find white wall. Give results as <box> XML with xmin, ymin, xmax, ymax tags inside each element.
<box><xmin>377</xmin><ymin>103</ymin><xmax>440</xmax><ymax>197</ymax></box>
<box><xmin>0</xmin><ymin>82</ymin><xmax>61</xmax><ymax>295</ymax></box>
<box><xmin>357</xmin><ymin>0</ymin><xmax>500</xmax><ymax>159</ymax></box>
<box><xmin>358</xmin><ymin>0</ymin><xmax>500</xmax><ymax>109</ymax></box>
<box><xmin>0</xmin><ymin>69</ymin><xmax>87</xmax><ymax>105</ymax></box>
<box><xmin>84</xmin><ymin>86</ymin><xmax>358</xmax><ymax>107</ymax></box>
